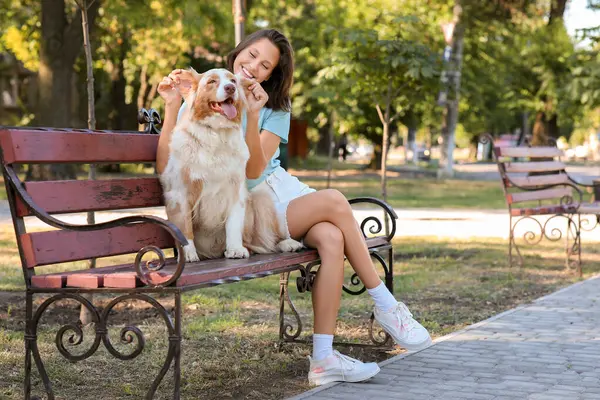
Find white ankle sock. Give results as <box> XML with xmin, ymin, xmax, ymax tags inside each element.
<box><xmin>367</xmin><ymin>281</ymin><xmax>398</xmax><ymax>312</ymax></box>
<box><xmin>312</xmin><ymin>334</ymin><xmax>334</xmax><ymax>361</ymax></box>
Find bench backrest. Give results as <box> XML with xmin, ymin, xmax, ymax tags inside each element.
<box><xmin>492</xmin><ymin>145</ymin><xmax>573</xmax><ymax>210</ymax></box>
<box><xmin>0</xmin><ymin>128</ymin><xmax>171</xmax><ymax>287</ymax></box>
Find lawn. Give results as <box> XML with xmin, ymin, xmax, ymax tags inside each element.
<box><xmin>1</xmin><ymin>226</ymin><xmax>597</xmax><ymax>399</ymax></box>
<box><xmin>0</xmin><ymin>160</ymin><xmax>507</xmax><ymax>209</ymax></box>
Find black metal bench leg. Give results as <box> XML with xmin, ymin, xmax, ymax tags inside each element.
<box><xmin>25</xmin><ymin>291</ymin><xmax>52</xmax><ymax>400</ymax></box>
<box><xmin>385</xmin><ymin>247</ymin><xmax>394</xmax><ymax>295</ymax></box>
<box><xmin>24</xmin><ymin>291</ymin><xmax>56</xmax><ymax>400</ymax></box>
<box><xmin>278</xmin><ymin>271</ymin><xmax>303</xmax><ymax>344</ymax></box>
<box><xmin>173</xmin><ymin>292</ymin><xmax>182</xmax><ymax>400</ymax></box>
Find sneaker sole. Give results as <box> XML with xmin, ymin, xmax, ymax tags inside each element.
<box><xmin>397</xmin><ymin>335</ymin><xmax>432</xmax><ymax>352</ymax></box>
<box><xmin>309</xmin><ymin>364</ymin><xmax>381</xmax><ymax>386</ymax></box>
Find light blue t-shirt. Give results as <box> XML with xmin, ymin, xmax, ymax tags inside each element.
<box><xmin>176</xmin><ymin>103</ymin><xmax>290</xmax><ymax>190</ymax></box>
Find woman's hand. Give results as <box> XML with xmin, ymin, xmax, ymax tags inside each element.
<box><xmin>157</xmin><ymin>75</ymin><xmax>181</xmax><ymax>106</ymax></box>
<box><xmin>245</xmin><ymin>81</ymin><xmax>269</xmax><ymax>115</ymax></box>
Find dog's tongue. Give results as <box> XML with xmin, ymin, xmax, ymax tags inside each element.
<box><xmin>221</xmin><ymin>102</ymin><xmax>237</xmax><ymax>120</ymax></box>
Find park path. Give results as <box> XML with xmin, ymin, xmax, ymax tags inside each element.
<box><xmin>289</xmin><ymin>274</ymin><xmax>600</xmax><ymax>400</ymax></box>
<box><xmin>3</xmin><ymin>201</ymin><xmax>600</xmax><ymax>243</ymax></box>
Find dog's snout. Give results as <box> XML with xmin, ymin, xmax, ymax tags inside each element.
<box><xmin>224</xmin><ymin>83</ymin><xmax>236</xmax><ymax>95</ymax></box>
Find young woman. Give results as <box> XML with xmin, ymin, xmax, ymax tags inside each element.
<box><xmin>156</xmin><ymin>29</ymin><xmax>431</xmax><ymax>386</ymax></box>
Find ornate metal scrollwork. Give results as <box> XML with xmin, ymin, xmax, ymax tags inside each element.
<box><xmin>138</xmin><ymin>108</ymin><xmax>162</xmax><ymax>134</ymax></box>
<box><xmin>26</xmin><ymin>292</ymin><xmax>180</xmax><ymax>400</ymax></box>
<box><xmin>348</xmin><ymin>197</ymin><xmax>398</xmax><ymax>241</ymax></box>
<box><xmin>295</xmin><ymin>261</ymin><xmax>320</xmax><ymax>293</ymax></box>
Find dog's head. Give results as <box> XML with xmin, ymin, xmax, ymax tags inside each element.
<box><xmin>177</xmin><ymin>68</ymin><xmax>251</xmax><ymax>128</ymax></box>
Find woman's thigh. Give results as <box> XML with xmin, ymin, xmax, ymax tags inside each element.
<box><xmin>286</xmin><ymin>189</ymin><xmax>349</xmax><ymax>240</ymax></box>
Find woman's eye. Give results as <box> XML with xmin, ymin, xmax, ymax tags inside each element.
<box><xmin>262</xmin><ymin>64</ymin><xmax>268</xmax><ymax>70</ymax></box>
<box><xmin>250</xmin><ymin>52</ymin><xmax>256</xmax><ymax>58</ymax></box>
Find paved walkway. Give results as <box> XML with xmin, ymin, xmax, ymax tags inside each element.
<box><xmin>5</xmin><ymin>202</ymin><xmax>600</xmax><ymax>243</ymax></box>
<box><xmin>290</xmin><ymin>275</ymin><xmax>600</xmax><ymax>400</ymax></box>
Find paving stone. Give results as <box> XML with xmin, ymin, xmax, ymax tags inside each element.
<box><xmin>288</xmin><ymin>276</ymin><xmax>600</xmax><ymax>400</ymax></box>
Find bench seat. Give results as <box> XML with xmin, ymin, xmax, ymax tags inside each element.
<box><xmin>29</xmin><ymin>237</ymin><xmax>391</xmax><ymax>289</ymax></box>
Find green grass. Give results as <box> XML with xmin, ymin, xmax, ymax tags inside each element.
<box><xmin>301</xmin><ymin>176</ymin><xmax>506</xmax><ymax>209</ymax></box>
<box><xmin>1</xmin><ymin>231</ymin><xmax>598</xmax><ymax>399</ymax></box>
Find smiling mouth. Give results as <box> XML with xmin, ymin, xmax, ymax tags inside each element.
<box><xmin>210</xmin><ymin>98</ymin><xmax>237</xmax><ymax>120</ymax></box>
<box><xmin>241</xmin><ymin>67</ymin><xmax>254</xmax><ymax>79</ymax></box>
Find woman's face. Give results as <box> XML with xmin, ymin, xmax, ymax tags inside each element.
<box><xmin>233</xmin><ymin>38</ymin><xmax>280</xmax><ymax>84</ymax></box>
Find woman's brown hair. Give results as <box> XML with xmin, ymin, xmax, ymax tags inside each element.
<box><xmin>227</xmin><ymin>29</ymin><xmax>294</xmax><ymax>112</ymax></box>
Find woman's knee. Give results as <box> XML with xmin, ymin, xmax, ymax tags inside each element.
<box><xmin>310</xmin><ymin>223</ymin><xmax>344</xmax><ymax>255</ymax></box>
<box><xmin>321</xmin><ymin>189</ymin><xmax>352</xmax><ymax>219</ymax></box>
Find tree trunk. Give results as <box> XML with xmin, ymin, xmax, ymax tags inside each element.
<box><xmin>381</xmin><ymin>121</ymin><xmax>389</xmax><ymax>203</ymax></box>
<box><xmin>233</xmin><ymin>0</ymin><xmax>246</xmax><ymax>45</ymax></box>
<box><xmin>33</xmin><ymin>0</ymin><xmax>100</xmax><ymax>181</ymax></box>
<box><xmin>316</xmin><ymin>123</ymin><xmax>331</xmax><ymax>155</ymax></box>
<box><xmin>407</xmin><ymin>126</ymin><xmax>418</xmax><ymax>165</ymax></box>
<box><xmin>326</xmin><ymin>111</ymin><xmax>336</xmax><ymax>189</ymax></box>
<box><xmin>439</xmin><ymin>3</ymin><xmax>463</xmax><ymax>178</ymax></box>
<box><xmin>75</xmin><ymin>0</ymin><xmax>98</xmax><ymax>325</ymax></box>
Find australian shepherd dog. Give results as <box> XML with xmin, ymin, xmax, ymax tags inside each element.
<box><xmin>159</xmin><ymin>68</ymin><xmax>302</xmax><ymax>261</ymax></box>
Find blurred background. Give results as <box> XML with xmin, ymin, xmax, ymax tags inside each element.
<box><xmin>0</xmin><ymin>0</ymin><xmax>599</xmax><ymax>174</ymax></box>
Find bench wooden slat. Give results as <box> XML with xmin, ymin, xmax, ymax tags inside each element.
<box><xmin>21</xmin><ymin>223</ymin><xmax>175</xmax><ymax>267</ymax></box>
<box><xmin>29</xmin><ymin>237</ymin><xmax>390</xmax><ymax>289</ymax></box>
<box><xmin>504</xmin><ymin>161</ymin><xmax>565</xmax><ymax>173</ymax></box>
<box><xmin>506</xmin><ymin>187</ymin><xmax>573</xmax><ymax>204</ymax></box>
<box><xmin>15</xmin><ymin>178</ymin><xmax>163</xmax><ymax>217</ymax></box>
<box><xmin>0</xmin><ymin>129</ymin><xmax>158</xmax><ymax>164</ymax></box>
<box><xmin>506</xmin><ymin>174</ymin><xmax>570</xmax><ymax>188</ymax></box>
<box><xmin>497</xmin><ymin>147</ymin><xmax>562</xmax><ymax>158</ymax></box>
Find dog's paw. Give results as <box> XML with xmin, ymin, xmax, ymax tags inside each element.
<box><xmin>183</xmin><ymin>242</ymin><xmax>200</xmax><ymax>263</ymax></box>
<box><xmin>277</xmin><ymin>238</ymin><xmax>304</xmax><ymax>253</ymax></box>
<box><xmin>224</xmin><ymin>247</ymin><xmax>250</xmax><ymax>259</ymax></box>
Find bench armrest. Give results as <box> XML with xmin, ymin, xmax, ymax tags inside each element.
<box><xmin>3</xmin><ymin>165</ymin><xmax>187</xmax><ymax>287</ymax></box>
<box><xmin>348</xmin><ymin>197</ymin><xmax>398</xmax><ymax>242</ymax></box>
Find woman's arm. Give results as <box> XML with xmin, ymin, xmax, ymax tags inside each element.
<box><xmin>243</xmin><ymin>81</ymin><xmax>287</xmax><ymax>179</ymax></box>
<box><xmin>155</xmin><ymin>101</ymin><xmax>181</xmax><ymax>174</ymax></box>
<box><xmin>245</xmin><ymin>112</ymin><xmax>282</xmax><ymax>179</ymax></box>
<box><xmin>156</xmin><ymin>69</ymin><xmax>195</xmax><ymax>174</ymax></box>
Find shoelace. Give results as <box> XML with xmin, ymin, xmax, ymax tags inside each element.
<box><xmin>332</xmin><ymin>351</ymin><xmax>359</xmax><ymax>380</ymax></box>
<box><xmin>396</xmin><ymin>302</ymin><xmax>418</xmax><ymax>332</ymax></box>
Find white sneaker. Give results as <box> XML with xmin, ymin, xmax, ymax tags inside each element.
<box><xmin>374</xmin><ymin>302</ymin><xmax>432</xmax><ymax>351</ymax></box>
<box><xmin>308</xmin><ymin>350</ymin><xmax>380</xmax><ymax>386</ymax></box>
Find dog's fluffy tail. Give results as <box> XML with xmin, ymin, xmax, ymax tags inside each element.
<box><xmin>243</xmin><ymin>189</ymin><xmax>282</xmax><ymax>254</ymax></box>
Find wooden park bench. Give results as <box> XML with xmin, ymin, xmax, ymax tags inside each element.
<box><xmin>0</xmin><ymin>111</ymin><xmax>397</xmax><ymax>399</ymax></box>
<box><xmin>483</xmin><ymin>134</ymin><xmax>600</xmax><ymax>276</ymax></box>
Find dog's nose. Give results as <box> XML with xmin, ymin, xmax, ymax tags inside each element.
<box><xmin>224</xmin><ymin>84</ymin><xmax>236</xmax><ymax>95</ymax></box>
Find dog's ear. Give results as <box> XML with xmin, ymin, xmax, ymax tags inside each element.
<box><xmin>176</xmin><ymin>68</ymin><xmax>202</xmax><ymax>99</ymax></box>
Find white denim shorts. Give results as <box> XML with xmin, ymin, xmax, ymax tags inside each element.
<box><xmin>251</xmin><ymin>166</ymin><xmax>316</xmax><ymax>238</ymax></box>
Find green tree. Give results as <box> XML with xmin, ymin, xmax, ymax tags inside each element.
<box><xmin>318</xmin><ymin>24</ymin><xmax>438</xmax><ymax>201</ymax></box>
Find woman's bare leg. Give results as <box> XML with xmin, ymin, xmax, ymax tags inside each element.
<box><xmin>288</xmin><ymin>189</ymin><xmax>432</xmax><ymax>352</ymax></box>
<box><xmin>287</xmin><ymin>189</ymin><xmax>382</xmax><ymax>289</ymax></box>
<box><xmin>303</xmin><ymin>222</ymin><xmax>345</xmax><ymax>334</ymax></box>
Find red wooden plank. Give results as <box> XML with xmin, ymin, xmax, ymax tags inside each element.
<box><xmin>30</xmin><ymin>275</ymin><xmax>66</xmax><ymax>289</ymax></box>
<box><xmin>66</xmin><ymin>273</ymin><xmax>104</xmax><ymax>288</ymax></box>
<box><xmin>21</xmin><ymin>223</ymin><xmax>175</xmax><ymax>267</ymax></box>
<box><xmin>15</xmin><ymin>178</ymin><xmax>164</xmax><ymax>217</ymax></box>
<box><xmin>103</xmin><ymin>272</ymin><xmax>139</xmax><ymax>288</ymax></box>
<box><xmin>0</xmin><ymin>129</ymin><xmax>158</xmax><ymax>164</ymax></box>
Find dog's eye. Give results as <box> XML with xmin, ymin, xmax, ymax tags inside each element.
<box><xmin>230</xmin><ymin>79</ymin><xmax>236</xmax><ymax>84</ymax></box>
<box><xmin>208</xmin><ymin>79</ymin><xmax>216</xmax><ymax>84</ymax></box>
